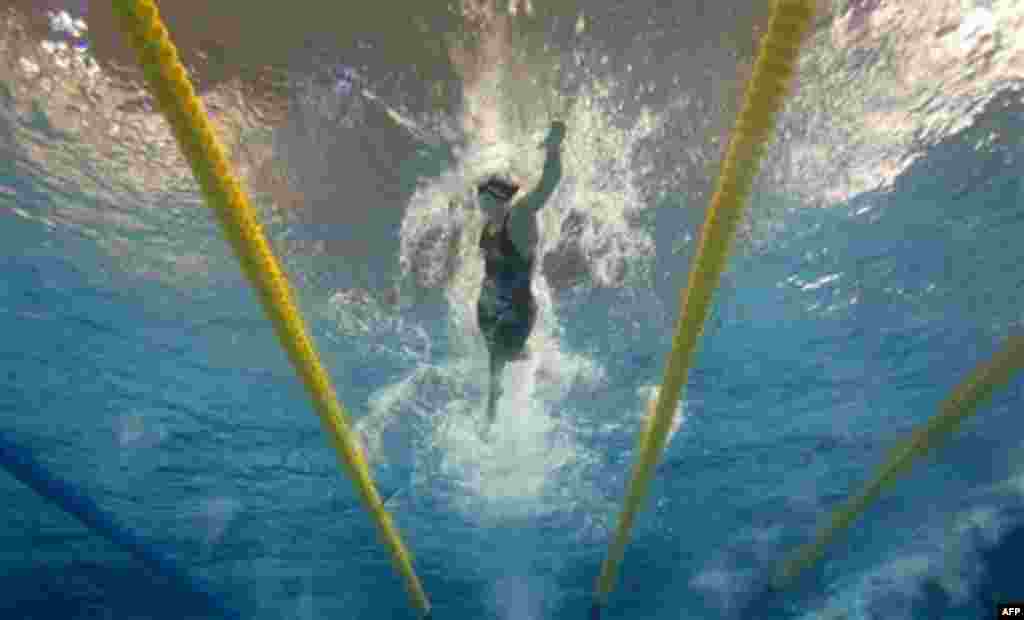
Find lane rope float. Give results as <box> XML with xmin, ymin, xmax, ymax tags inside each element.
<box><xmin>773</xmin><ymin>334</ymin><xmax>1024</xmax><ymax>588</ymax></box>
<box><xmin>592</xmin><ymin>1</ymin><xmax>816</xmax><ymax>617</ymax></box>
<box><xmin>108</xmin><ymin>2</ymin><xmax>431</xmax><ymax>616</ymax></box>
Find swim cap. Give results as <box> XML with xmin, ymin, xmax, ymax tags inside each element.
<box><xmin>477</xmin><ymin>176</ymin><xmax>520</xmax><ymax>202</ymax></box>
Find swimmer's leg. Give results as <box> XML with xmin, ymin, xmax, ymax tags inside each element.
<box><xmin>479</xmin><ymin>301</ymin><xmax>534</xmax><ymax>435</ymax></box>
<box><xmin>485</xmin><ymin>350</ymin><xmax>504</xmax><ymax>428</ymax></box>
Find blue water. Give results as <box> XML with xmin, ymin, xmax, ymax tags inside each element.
<box><xmin>2</xmin><ymin>3</ymin><xmax>1024</xmax><ymax>619</ymax></box>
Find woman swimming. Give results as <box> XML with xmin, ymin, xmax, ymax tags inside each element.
<box><xmin>476</xmin><ymin>120</ymin><xmax>565</xmax><ymax>429</ymax></box>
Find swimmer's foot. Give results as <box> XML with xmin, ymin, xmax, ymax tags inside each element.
<box><xmin>478</xmin><ymin>412</ymin><xmax>496</xmax><ymax>442</ymax></box>
<box><xmin>478</xmin><ymin>421</ymin><xmax>494</xmax><ymax>443</ymax></box>
<box><xmin>509</xmin><ymin>345</ymin><xmax>531</xmax><ymax>361</ymax></box>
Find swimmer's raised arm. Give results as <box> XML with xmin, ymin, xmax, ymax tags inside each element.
<box><xmin>519</xmin><ymin>121</ymin><xmax>566</xmax><ymax>215</ymax></box>
<box><xmin>502</xmin><ymin>122</ymin><xmax>565</xmax><ymax>258</ymax></box>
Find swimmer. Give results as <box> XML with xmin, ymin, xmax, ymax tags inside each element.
<box><xmin>477</xmin><ymin>120</ymin><xmax>566</xmax><ymax>431</ymax></box>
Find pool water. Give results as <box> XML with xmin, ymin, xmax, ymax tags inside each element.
<box><xmin>1</xmin><ymin>2</ymin><xmax>1023</xmax><ymax>618</ymax></box>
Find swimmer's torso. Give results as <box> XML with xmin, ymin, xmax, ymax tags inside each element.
<box><xmin>478</xmin><ymin>212</ymin><xmax>537</xmax><ymax>350</ymax></box>
<box><xmin>481</xmin><ymin>213</ymin><xmax>532</xmax><ymax>281</ymax></box>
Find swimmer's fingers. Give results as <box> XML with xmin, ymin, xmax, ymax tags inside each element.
<box><xmin>539</xmin><ymin>121</ymin><xmax>567</xmax><ymax>150</ymax></box>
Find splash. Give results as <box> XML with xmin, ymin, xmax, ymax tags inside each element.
<box><xmin>361</xmin><ymin>4</ymin><xmax>699</xmax><ymax>543</ymax></box>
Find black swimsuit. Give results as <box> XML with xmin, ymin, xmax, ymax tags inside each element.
<box><xmin>477</xmin><ymin>211</ymin><xmax>537</xmax><ymax>357</ymax></box>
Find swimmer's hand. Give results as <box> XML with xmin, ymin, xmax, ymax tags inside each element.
<box><xmin>541</xmin><ymin>121</ymin><xmax>567</xmax><ymax>150</ymax></box>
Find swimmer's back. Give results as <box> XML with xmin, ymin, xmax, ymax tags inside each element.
<box><xmin>478</xmin><ymin>212</ymin><xmax>536</xmax><ymax>351</ymax></box>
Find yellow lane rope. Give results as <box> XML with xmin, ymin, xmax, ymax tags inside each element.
<box><xmin>592</xmin><ymin>1</ymin><xmax>816</xmax><ymax>616</ymax></box>
<box><xmin>108</xmin><ymin>2</ymin><xmax>431</xmax><ymax>616</ymax></box>
<box><xmin>773</xmin><ymin>334</ymin><xmax>1024</xmax><ymax>588</ymax></box>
